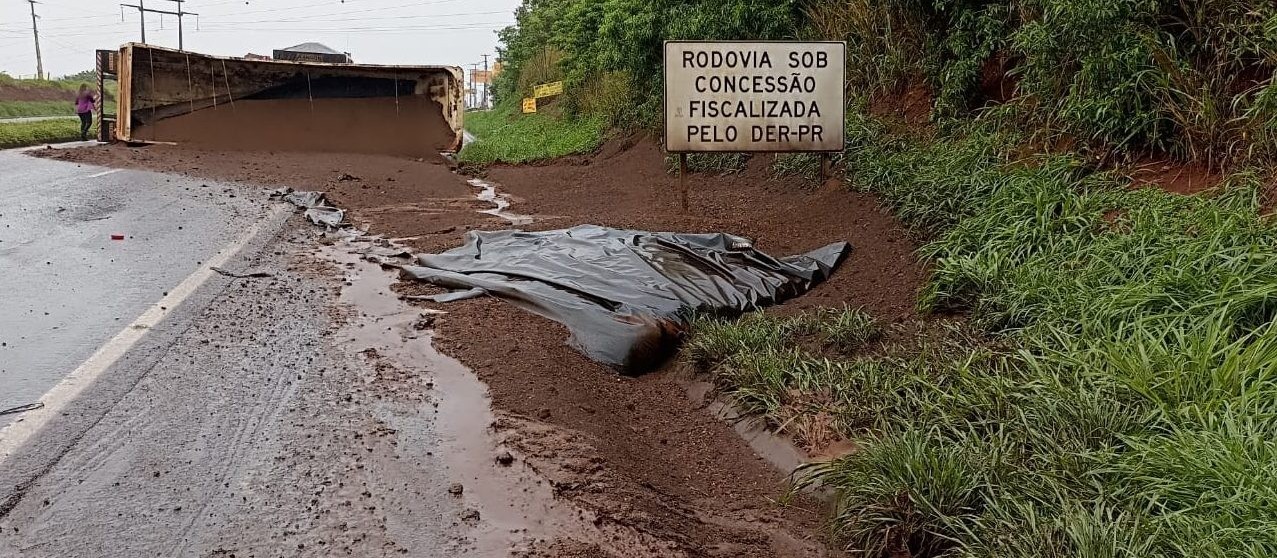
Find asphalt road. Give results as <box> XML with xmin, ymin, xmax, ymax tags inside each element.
<box><xmin>0</xmin><ymin>148</ymin><xmax>560</xmax><ymax>556</ymax></box>
<box><xmin>0</xmin><ymin>147</ymin><xmax>271</xmax><ymax>425</ymax></box>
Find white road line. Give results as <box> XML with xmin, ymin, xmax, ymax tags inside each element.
<box><xmin>85</xmin><ymin>169</ymin><xmax>123</xmax><ymax>179</ymax></box>
<box><xmin>0</xmin><ymin>204</ymin><xmax>292</xmax><ymax>464</ymax></box>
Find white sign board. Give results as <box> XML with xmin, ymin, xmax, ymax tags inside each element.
<box><xmin>664</xmin><ymin>41</ymin><xmax>845</xmax><ymax>153</ymax></box>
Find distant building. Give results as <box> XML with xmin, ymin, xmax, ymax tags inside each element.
<box><xmin>273</xmin><ymin>43</ymin><xmax>352</xmax><ymax>64</ymax></box>
<box><xmin>243</xmin><ymin>53</ymin><xmax>271</xmax><ymax>61</ymax></box>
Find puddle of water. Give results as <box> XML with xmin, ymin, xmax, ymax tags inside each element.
<box><xmin>310</xmin><ymin>228</ymin><xmax>828</xmax><ymax>553</ymax></box>
<box><xmin>316</xmin><ymin>237</ymin><xmax>577</xmax><ymax>555</ymax></box>
<box><xmin>467</xmin><ymin>178</ymin><xmax>533</xmax><ymax>226</ymax></box>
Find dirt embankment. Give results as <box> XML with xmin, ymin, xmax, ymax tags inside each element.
<box><xmin>33</xmin><ymin>138</ymin><xmax>926</xmax><ymax>556</ymax></box>
<box><xmin>0</xmin><ymin>83</ymin><xmax>74</xmax><ymax>102</ymax></box>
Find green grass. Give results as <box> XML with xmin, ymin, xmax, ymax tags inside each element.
<box><xmin>0</xmin><ymin>119</ymin><xmax>85</xmax><ymax>149</ymax></box>
<box><xmin>663</xmin><ymin>153</ymin><xmax>751</xmax><ymax>176</ymax></box>
<box><xmin>687</xmin><ymin>108</ymin><xmax>1277</xmax><ymax>557</ymax></box>
<box><xmin>0</xmin><ymin>101</ymin><xmax>77</xmax><ymax>119</ymax></box>
<box><xmin>459</xmin><ymin>106</ymin><xmax>607</xmax><ymax>164</ymax></box>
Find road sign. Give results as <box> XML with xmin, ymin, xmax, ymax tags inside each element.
<box><xmin>533</xmin><ymin>81</ymin><xmax>564</xmax><ymax>99</ymax></box>
<box><xmin>522</xmin><ymin>97</ymin><xmax>537</xmax><ymax>114</ymax></box>
<box><xmin>663</xmin><ymin>41</ymin><xmax>846</xmax><ymax>153</ymax></box>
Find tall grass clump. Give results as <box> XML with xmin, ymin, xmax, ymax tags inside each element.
<box><xmin>460</xmin><ymin>104</ymin><xmax>607</xmax><ymax>164</ymax></box>
<box><xmin>804</xmin><ymin>0</ymin><xmax>1275</xmax><ymax>164</ymax></box>
<box><xmin>691</xmin><ymin>109</ymin><xmax>1277</xmax><ymax>556</ymax></box>
<box><xmin>664</xmin><ymin>153</ymin><xmax>751</xmax><ymax>175</ymax></box>
<box><xmin>802</xmin><ymin>0</ymin><xmax>927</xmax><ymax>94</ymax></box>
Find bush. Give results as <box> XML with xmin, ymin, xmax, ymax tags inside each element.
<box><xmin>494</xmin><ymin>0</ymin><xmax>803</xmax><ymax>124</ymax></box>
<box><xmin>494</xmin><ymin>0</ymin><xmax>1276</xmax><ymax>164</ymax></box>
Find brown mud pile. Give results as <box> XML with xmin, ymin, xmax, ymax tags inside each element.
<box><xmin>31</xmin><ymin>139</ymin><xmax>927</xmax><ymax>556</ymax></box>
<box><xmin>132</xmin><ymin>96</ymin><xmax>453</xmax><ymax>158</ymax></box>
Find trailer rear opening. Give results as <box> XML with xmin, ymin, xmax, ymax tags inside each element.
<box><xmin>114</xmin><ymin>44</ymin><xmax>464</xmax><ymax>157</ymax></box>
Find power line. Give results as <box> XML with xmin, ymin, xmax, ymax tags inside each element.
<box><xmin>42</xmin><ymin>22</ymin><xmax>510</xmax><ymax>39</ymax></box>
<box><xmin>34</xmin><ymin>6</ymin><xmax>507</xmax><ymax>34</ymax></box>
<box><xmin>119</xmin><ymin>0</ymin><xmax>198</xmax><ymax>49</ymax></box>
<box><xmin>204</xmin><ymin>9</ymin><xmax>509</xmax><ymax>26</ymax></box>
<box><xmin>180</xmin><ymin>22</ymin><xmax>513</xmax><ymax>33</ymax></box>
<box><xmin>216</xmin><ymin>0</ymin><xmax>467</xmax><ymax>20</ymax></box>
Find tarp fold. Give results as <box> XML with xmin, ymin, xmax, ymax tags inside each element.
<box><xmin>402</xmin><ymin>225</ymin><xmax>851</xmax><ymax>373</ymax></box>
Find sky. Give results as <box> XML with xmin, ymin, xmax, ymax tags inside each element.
<box><xmin>0</xmin><ymin>0</ymin><xmax>520</xmax><ymax>78</ymax></box>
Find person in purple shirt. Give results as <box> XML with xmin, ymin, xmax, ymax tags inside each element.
<box><xmin>75</xmin><ymin>84</ymin><xmax>96</xmax><ymax>141</ymax></box>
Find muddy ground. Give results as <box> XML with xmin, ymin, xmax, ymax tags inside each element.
<box><xmin>33</xmin><ymin>138</ymin><xmax>926</xmax><ymax>556</ymax></box>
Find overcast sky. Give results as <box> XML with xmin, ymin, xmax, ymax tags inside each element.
<box><xmin>0</xmin><ymin>0</ymin><xmax>519</xmax><ymax>78</ymax></box>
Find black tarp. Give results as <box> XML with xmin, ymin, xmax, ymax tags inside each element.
<box><xmin>401</xmin><ymin>225</ymin><xmax>851</xmax><ymax>373</ymax></box>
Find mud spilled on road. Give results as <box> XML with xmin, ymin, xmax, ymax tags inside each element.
<box><xmin>24</xmin><ymin>139</ymin><xmax>873</xmax><ymax>555</ymax></box>
<box><xmin>314</xmin><ymin>233</ymin><xmax>675</xmax><ymax>556</ymax></box>
<box><xmin>133</xmin><ymin>97</ymin><xmax>454</xmax><ymax>159</ymax></box>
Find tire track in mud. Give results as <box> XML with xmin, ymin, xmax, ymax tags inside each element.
<box><xmin>0</xmin><ymin>230</ymin><xmax>319</xmax><ymax>556</ymax></box>
<box><xmin>1</xmin><ymin>219</ymin><xmax>449</xmax><ymax>557</ymax></box>
<box><xmin>165</xmin><ymin>326</ymin><xmax>308</xmax><ymax>557</ymax></box>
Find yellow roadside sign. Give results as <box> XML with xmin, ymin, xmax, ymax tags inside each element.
<box><xmin>533</xmin><ymin>81</ymin><xmax>564</xmax><ymax>99</ymax></box>
<box><xmin>522</xmin><ymin>97</ymin><xmax>537</xmax><ymax>114</ymax></box>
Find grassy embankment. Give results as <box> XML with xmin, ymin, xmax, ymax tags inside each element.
<box><xmin>484</xmin><ymin>1</ymin><xmax>1276</xmax><ymax>556</ymax></box>
<box><xmin>459</xmin><ymin>104</ymin><xmax>607</xmax><ymax>163</ymax></box>
<box><xmin>0</xmin><ymin>119</ymin><xmax>83</xmax><ymax>149</ymax></box>
<box><xmin>0</xmin><ymin>72</ymin><xmax>115</xmax><ymax>147</ymax></box>
<box><xmin>691</xmin><ymin>110</ymin><xmax>1277</xmax><ymax>557</ymax></box>
<box><xmin>0</xmin><ymin>100</ymin><xmax>75</xmax><ymax>119</ymax></box>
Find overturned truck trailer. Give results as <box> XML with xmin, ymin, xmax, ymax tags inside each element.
<box><xmin>113</xmin><ymin>43</ymin><xmax>464</xmax><ymax>156</ymax></box>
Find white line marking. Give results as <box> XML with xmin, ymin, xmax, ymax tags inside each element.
<box><xmin>0</xmin><ymin>204</ymin><xmax>292</xmax><ymax>464</ymax></box>
<box><xmin>85</xmin><ymin>169</ymin><xmax>123</xmax><ymax>179</ymax></box>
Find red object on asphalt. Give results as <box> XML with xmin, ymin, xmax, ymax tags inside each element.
<box><xmin>111</xmin><ymin>234</ymin><xmax>125</xmax><ymax>240</ymax></box>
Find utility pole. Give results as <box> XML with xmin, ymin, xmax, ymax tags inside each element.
<box><xmin>120</xmin><ymin>0</ymin><xmax>197</xmax><ymax>49</ymax></box>
<box><xmin>481</xmin><ymin>54</ymin><xmax>489</xmax><ymax>109</ymax></box>
<box><xmin>468</xmin><ymin>63</ymin><xmax>479</xmax><ymax>109</ymax></box>
<box><xmin>27</xmin><ymin>0</ymin><xmax>43</xmax><ymax>80</ymax></box>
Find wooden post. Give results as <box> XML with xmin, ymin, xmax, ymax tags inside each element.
<box><xmin>679</xmin><ymin>153</ymin><xmax>689</xmax><ymax>213</ymax></box>
<box><xmin>820</xmin><ymin>153</ymin><xmax>831</xmax><ymax>184</ymax></box>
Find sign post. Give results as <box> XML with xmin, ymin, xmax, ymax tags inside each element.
<box><xmin>679</xmin><ymin>153</ymin><xmax>689</xmax><ymax>212</ymax></box>
<box><xmin>664</xmin><ymin>41</ymin><xmax>846</xmax><ymax>209</ymax></box>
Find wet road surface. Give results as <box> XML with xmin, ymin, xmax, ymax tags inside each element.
<box><xmin>0</xmin><ymin>148</ymin><xmax>270</xmax><ymax>424</ymax></box>
<box><xmin>0</xmin><ymin>151</ymin><xmax>575</xmax><ymax>555</ymax></box>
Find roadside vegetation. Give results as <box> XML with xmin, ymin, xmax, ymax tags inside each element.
<box><xmin>0</xmin><ymin>119</ymin><xmax>83</xmax><ymax>149</ymax></box>
<box><xmin>0</xmin><ymin>71</ymin><xmax>118</xmax><ymax>119</ymax></box>
<box><xmin>0</xmin><ymin>100</ymin><xmax>75</xmax><ymax>119</ymax></box>
<box><xmin>488</xmin><ymin>0</ymin><xmax>1277</xmax><ymax>556</ymax></box>
<box><xmin>692</xmin><ymin>119</ymin><xmax>1277</xmax><ymax>556</ymax></box>
<box><xmin>459</xmin><ymin>105</ymin><xmax>606</xmax><ymax>163</ymax></box>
